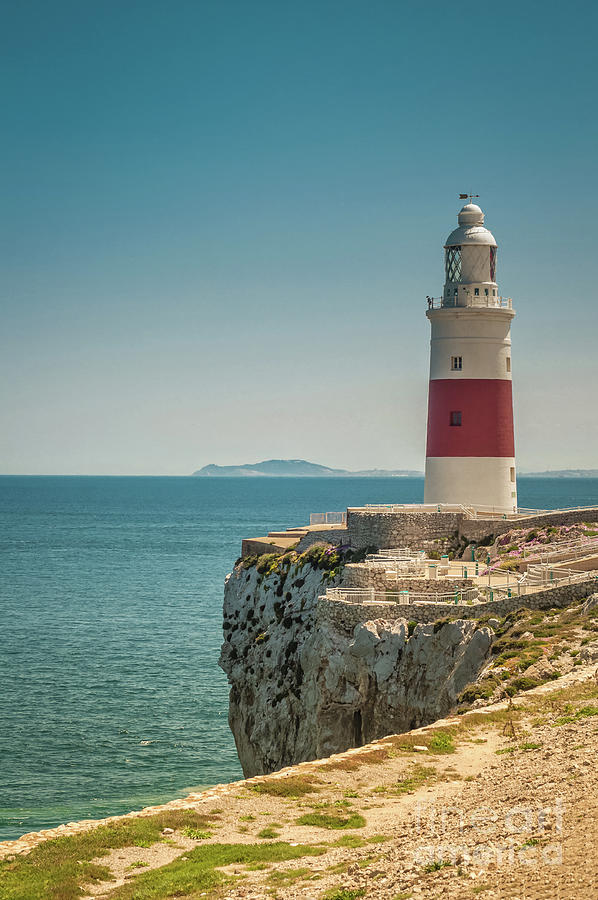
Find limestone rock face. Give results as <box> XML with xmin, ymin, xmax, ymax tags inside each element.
<box><xmin>219</xmin><ymin>563</ymin><xmax>494</xmax><ymax>776</ymax></box>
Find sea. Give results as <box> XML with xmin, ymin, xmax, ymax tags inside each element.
<box><xmin>1</xmin><ymin>475</ymin><xmax>598</xmax><ymax>841</ymax></box>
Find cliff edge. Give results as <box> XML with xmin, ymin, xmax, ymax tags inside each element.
<box><xmin>219</xmin><ymin>548</ymin><xmax>493</xmax><ymax>776</ymax></box>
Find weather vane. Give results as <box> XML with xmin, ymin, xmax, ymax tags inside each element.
<box><xmin>459</xmin><ymin>193</ymin><xmax>479</xmax><ymax>203</ymax></box>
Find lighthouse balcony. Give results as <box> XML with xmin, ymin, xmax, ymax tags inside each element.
<box><xmin>426</xmin><ymin>295</ymin><xmax>513</xmax><ymax>311</ymax></box>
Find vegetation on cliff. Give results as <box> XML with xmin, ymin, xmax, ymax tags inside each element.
<box><xmin>237</xmin><ymin>543</ymin><xmax>378</xmax><ymax>583</ymax></box>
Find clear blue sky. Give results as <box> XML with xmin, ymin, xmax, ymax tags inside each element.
<box><xmin>1</xmin><ymin>0</ymin><xmax>596</xmax><ymax>474</ymax></box>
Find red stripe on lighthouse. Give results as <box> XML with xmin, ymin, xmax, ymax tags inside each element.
<box><xmin>426</xmin><ymin>379</ymin><xmax>514</xmax><ymax>458</ymax></box>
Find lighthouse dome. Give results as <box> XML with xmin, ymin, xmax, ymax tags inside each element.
<box><xmin>457</xmin><ymin>203</ymin><xmax>484</xmax><ymax>226</ymax></box>
<box><xmin>445</xmin><ymin>202</ymin><xmax>497</xmax><ymax>247</ymax></box>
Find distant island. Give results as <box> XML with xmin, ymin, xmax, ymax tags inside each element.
<box><xmin>193</xmin><ymin>459</ymin><xmax>423</xmax><ymax>478</ymax></box>
<box><xmin>522</xmin><ymin>469</ymin><xmax>598</xmax><ymax>478</ymax></box>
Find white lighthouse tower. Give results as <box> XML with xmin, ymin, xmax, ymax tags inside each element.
<box><xmin>424</xmin><ymin>199</ymin><xmax>517</xmax><ymax>513</ymax></box>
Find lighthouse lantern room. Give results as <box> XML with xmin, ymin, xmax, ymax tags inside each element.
<box><xmin>424</xmin><ymin>201</ymin><xmax>517</xmax><ymax>513</ymax></box>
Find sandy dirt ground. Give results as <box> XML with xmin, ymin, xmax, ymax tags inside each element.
<box><xmin>69</xmin><ymin>666</ymin><xmax>598</xmax><ymax>899</ymax></box>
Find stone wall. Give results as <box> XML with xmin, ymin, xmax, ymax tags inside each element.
<box><xmin>347</xmin><ymin>508</ymin><xmax>598</xmax><ymax>551</ymax></box>
<box><xmin>241</xmin><ymin>538</ymin><xmax>289</xmax><ymax>557</ymax></box>
<box><xmin>347</xmin><ymin>510</ymin><xmax>463</xmax><ymax>549</ymax></box>
<box><xmin>295</xmin><ymin>528</ymin><xmax>349</xmax><ymax>552</ymax></box>
<box><xmin>318</xmin><ymin>576</ymin><xmax>598</xmax><ymax>634</ymax></box>
<box><xmin>342</xmin><ymin>563</ymin><xmax>474</xmax><ymax>595</ymax></box>
<box><xmin>317</xmin><ymin>597</ymin><xmax>462</xmax><ymax>633</ymax></box>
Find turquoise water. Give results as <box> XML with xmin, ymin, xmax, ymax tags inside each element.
<box><xmin>1</xmin><ymin>475</ymin><xmax>598</xmax><ymax>841</ymax></box>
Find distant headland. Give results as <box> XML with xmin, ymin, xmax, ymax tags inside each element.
<box><xmin>522</xmin><ymin>469</ymin><xmax>598</xmax><ymax>478</ymax></box>
<box><xmin>192</xmin><ymin>459</ymin><xmax>423</xmax><ymax>478</ymax></box>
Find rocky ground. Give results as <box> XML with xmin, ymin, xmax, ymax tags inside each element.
<box><xmin>2</xmin><ymin>662</ymin><xmax>597</xmax><ymax>899</ymax></box>
<box><xmin>470</xmin><ymin>521</ymin><xmax>598</xmax><ymax>571</ymax></box>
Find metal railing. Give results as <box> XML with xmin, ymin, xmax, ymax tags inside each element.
<box><xmin>324</xmin><ymin>586</ymin><xmax>480</xmax><ymax>605</ymax></box>
<box><xmin>353</xmin><ymin>503</ymin><xmax>521</xmax><ymax>520</ymax></box>
<box><xmin>357</xmin><ymin>502</ymin><xmax>475</xmax><ymax>515</ymax></box>
<box><xmin>367</xmin><ymin>548</ymin><xmax>426</xmax><ymax>561</ymax></box>
<box><xmin>366</xmin><ymin>561</ymin><xmax>429</xmax><ymax>578</ymax></box>
<box><xmin>520</xmin><ymin>535</ymin><xmax>598</xmax><ymax>565</ymax></box>
<box><xmin>478</xmin><ymin>567</ymin><xmax>598</xmax><ymax>601</ymax></box>
<box><xmin>309</xmin><ymin>511</ymin><xmax>347</xmax><ymax>526</ymax></box>
<box><xmin>427</xmin><ymin>296</ymin><xmax>513</xmax><ymax>310</ymax></box>
<box><xmin>524</xmin><ymin>565</ymin><xmax>597</xmax><ymax>587</ymax></box>
<box><xmin>517</xmin><ymin>505</ymin><xmax>598</xmax><ymax>515</ymax></box>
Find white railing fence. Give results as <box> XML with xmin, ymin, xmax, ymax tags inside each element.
<box><xmin>519</xmin><ymin>535</ymin><xmax>598</xmax><ymax>565</ymax></box>
<box><xmin>324</xmin><ymin>587</ymin><xmax>480</xmax><ymax>606</ymax></box>
<box><xmin>427</xmin><ymin>296</ymin><xmax>513</xmax><ymax>310</ymax></box>
<box><xmin>309</xmin><ymin>511</ymin><xmax>347</xmax><ymax>526</ymax></box>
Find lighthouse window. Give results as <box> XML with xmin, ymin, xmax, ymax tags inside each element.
<box><xmin>510</xmin><ymin>467</ymin><xmax>516</xmax><ymax>483</ymax></box>
<box><xmin>446</xmin><ymin>246</ymin><xmax>462</xmax><ymax>282</ymax></box>
<box><xmin>506</xmin><ymin>357</ymin><xmax>511</xmax><ymax>373</ymax></box>
<box><xmin>451</xmin><ymin>356</ymin><xmax>463</xmax><ymax>371</ymax></box>
<box><xmin>490</xmin><ymin>247</ymin><xmax>497</xmax><ymax>281</ymax></box>
<box><xmin>450</xmin><ymin>410</ymin><xmax>462</xmax><ymax>427</ymax></box>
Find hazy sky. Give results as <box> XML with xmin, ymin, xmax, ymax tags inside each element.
<box><xmin>2</xmin><ymin>0</ymin><xmax>597</xmax><ymax>474</ymax></box>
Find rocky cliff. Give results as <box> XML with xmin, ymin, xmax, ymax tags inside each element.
<box><xmin>219</xmin><ymin>552</ymin><xmax>494</xmax><ymax>776</ymax></box>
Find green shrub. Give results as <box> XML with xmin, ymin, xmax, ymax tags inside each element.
<box><xmin>427</xmin><ymin>731</ymin><xmax>455</xmax><ymax>754</ymax></box>
<box><xmin>256</xmin><ymin>553</ymin><xmax>284</xmax><ymax>575</ymax></box>
<box><xmin>322</xmin><ymin>888</ymin><xmax>366</xmax><ymax>900</ymax></box>
<box><xmin>181</xmin><ymin>827</ymin><xmax>212</xmax><ymax>840</ymax></box>
<box><xmin>507</xmin><ymin>675</ymin><xmax>542</xmax><ymax>694</ymax></box>
<box><xmin>257</xmin><ymin>826</ymin><xmax>281</xmax><ymax>839</ymax></box>
<box><xmin>458</xmin><ymin>683</ymin><xmax>494</xmax><ymax>704</ymax></box>
<box><xmin>296</xmin><ymin>812</ymin><xmax>366</xmax><ymax>830</ymax></box>
<box><xmin>248</xmin><ymin>776</ymin><xmax>320</xmax><ymax>798</ymax></box>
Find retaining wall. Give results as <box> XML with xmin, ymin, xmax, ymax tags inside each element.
<box><xmin>342</xmin><ymin>563</ymin><xmax>474</xmax><ymax>594</ymax></box>
<box><xmin>318</xmin><ymin>577</ymin><xmax>598</xmax><ymax>634</ymax></box>
<box><xmin>295</xmin><ymin>528</ymin><xmax>349</xmax><ymax>552</ymax></box>
<box><xmin>347</xmin><ymin>508</ymin><xmax>598</xmax><ymax>551</ymax></box>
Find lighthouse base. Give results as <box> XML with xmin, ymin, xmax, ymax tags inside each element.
<box><xmin>424</xmin><ymin>456</ymin><xmax>517</xmax><ymax>514</ymax></box>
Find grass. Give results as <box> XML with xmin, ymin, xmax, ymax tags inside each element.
<box><xmin>267</xmin><ymin>865</ymin><xmax>313</xmax><ymax>885</ymax></box>
<box><xmin>496</xmin><ymin>740</ymin><xmax>542</xmax><ymax>755</ymax></box>
<box><xmin>247</xmin><ymin>775</ymin><xmax>320</xmax><ymax>797</ymax></box>
<box><xmin>296</xmin><ymin>812</ymin><xmax>366</xmax><ymax>830</ymax></box>
<box><xmin>391</xmin><ymin>764</ymin><xmax>438</xmax><ymax>794</ymax></box>
<box><xmin>102</xmin><ymin>841</ymin><xmax>328</xmax><ymax>899</ymax></box>
<box><xmin>553</xmin><ymin>704</ymin><xmax>598</xmax><ymax>726</ymax></box>
<box><xmin>181</xmin><ymin>827</ymin><xmax>213</xmax><ymax>840</ymax></box>
<box><xmin>0</xmin><ymin>809</ymin><xmax>218</xmax><ymax>900</ymax></box>
<box><xmin>330</xmin><ymin>834</ymin><xmax>366</xmax><ymax>848</ymax></box>
<box><xmin>321</xmin><ymin>888</ymin><xmax>366</xmax><ymax>900</ymax></box>
<box><xmin>257</xmin><ymin>825</ymin><xmax>282</xmax><ymax>839</ymax></box>
<box><xmin>321</xmin><ymin>748</ymin><xmax>390</xmax><ymax>772</ymax></box>
<box><xmin>427</xmin><ymin>731</ymin><xmax>456</xmax><ymax>754</ymax></box>
<box><xmin>423</xmin><ymin>860</ymin><xmax>453</xmax><ymax>872</ymax></box>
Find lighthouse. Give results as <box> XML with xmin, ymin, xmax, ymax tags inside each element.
<box><xmin>424</xmin><ymin>200</ymin><xmax>517</xmax><ymax>513</ymax></box>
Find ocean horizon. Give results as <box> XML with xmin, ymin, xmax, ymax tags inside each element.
<box><xmin>2</xmin><ymin>474</ymin><xmax>598</xmax><ymax>841</ymax></box>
